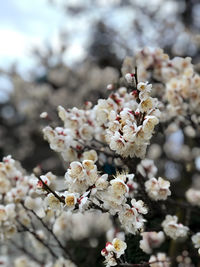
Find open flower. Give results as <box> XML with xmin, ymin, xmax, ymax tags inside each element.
<box><xmin>162</xmin><ymin>215</ymin><xmax>189</xmax><ymax>240</ymax></box>
<box><xmin>112</xmin><ymin>238</ymin><xmax>127</xmax><ymax>258</ymax></box>
<box><xmin>101</xmin><ymin>238</ymin><xmax>127</xmax><ymax>267</ymax></box>
<box><xmin>192</xmin><ymin>232</ymin><xmax>200</xmax><ymax>254</ymax></box>
<box><xmin>45</xmin><ymin>193</ymin><xmax>61</xmax><ymax>210</ymax></box>
<box><xmin>110</xmin><ymin>178</ymin><xmax>129</xmax><ymax>197</ymax></box>
<box><xmin>145</xmin><ymin>177</ymin><xmax>171</xmax><ymax>201</ymax></box>
<box><xmin>64</xmin><ymin>192</ymin><xmax>77</xmax><ymax>210</ymax></box>
<box><xmin>140</xmin><ymin>231</ymin><xmax>165</xmax><ymax>254</ymax></box>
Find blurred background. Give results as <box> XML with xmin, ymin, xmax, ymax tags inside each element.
<box><xmin>0</xmin><ymin>0</ymin><xmax>200</xmax><ymax>173</ymax></box>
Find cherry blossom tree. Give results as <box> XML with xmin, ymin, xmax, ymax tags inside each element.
<box><xmin>0</xmin><ymin>48</ymin><xmax>200</xmax><ymax>266</ymax></box>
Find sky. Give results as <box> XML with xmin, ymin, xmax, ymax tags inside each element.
<box><xmin>0</xmin><ymin>0</ymin><xmax>192</xmax><ymax>80</ymax></box>
<box><xmin>0</xmin><ymin>0</ymin><xmax>67</xmax><ymax>73</ymax></box>
<box><xmin>0</xmin><ymin>0</ymin><xmax>173</xmax><ymax>76</ymax></box>
<box><xmin>0</xmin><ymin>0</ymin><xmax>71</xmax><ymax>101</ymax></box>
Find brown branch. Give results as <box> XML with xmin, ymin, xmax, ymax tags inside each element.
<box><xmin>22</xmin><ymin>203</ymin><xmax>74</xmax><ymax>261</ymax></box>
<box><xmin>12</xmin><ymin>239</ymin><xmax>45</xmax><ymax>265</ymax></box>
<box><xmin>37</xmin><ymin>176</ymin><xmax>65</xmax><ymax>204</ymax></box>
<box><xmin>37</xmin><ymin>175</ymin><xmax>111</xmax><ymax>217</ymax></box>
<box><xmin>120</xmin><ymin>260</ymin><xmax>171</xmax><ymax>266</ymax></box>
<box><xmin>74</xmin><ymin>138</ymin><xmax>125</xmax><ymax>160</ymax></box>
<box><xmin>134</xmin><ymin>66</ymin><xmax>138</xmax><ymax>87</ymax></box>
<box><xmin>17</xmin><ymin>219</ymin><xmax>58</xmax><ymax>259</ymax></box>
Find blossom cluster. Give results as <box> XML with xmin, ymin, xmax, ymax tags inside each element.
<box><xmin>43</xmin><ymin>106</ymin><xmax>96</xmax><ymax>162</ymax></box>
<box><xmin>134</xmin><ymin>47</ymin><xmax>200</xmax><ymax>121</ymax></box>
<box><xmin>1</xmin><ymin>48</ymin><xmax>200</xmax><ymax>267</ymax></box>
<box><xmin>0</xmin><ymin>57</ymin><xmax>118</xmax><ymax>165</ymax></box>
<box><xmin>145</xmin><ymin>177</ymin><xmax>171</xmax><ymax>201</ymax></box>
<box><xmin>101</xmin><ymin>238</ymin><xmax>127</xmax><ymax>266</ymax></box>
<box><xmin>61</xmin><ymin>160</ymin><xmax>147</xmax><ymax>234</ymax></box>
<box><xmin>0</xmin><ymin>155</ymin><xmax>112</xmax><ymax>266</ymax></box>
<box><xmin>43</xmin><ymin>80</ymin><xmax>160</xmax><ymax>161</ymax></box>
<box><xmin>162</xmin><ymin>215</ymin><xmax>189</xmax><ymax>240</ymax></box>
<box><xmin>0</xmin><ymin>155</ymin><xmax>35</xmax><ymax>240</ymax></box>
<box><xmin>95</xmin><ymin>82</ymin><xmax>160</xmax><ymax>158</ymax></box>
<box><xmin>2</xmin><ymin>153</ymin><xmax>197</xmax><ymax>266</ymax></box>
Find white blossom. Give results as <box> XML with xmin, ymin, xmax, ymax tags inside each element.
<box><xmin>145</xmin><ymin>177</ymin><xmax>171</xmax><ymax>201</ymax></box>
<box><xmin>186</xmin><ymin>188</ymin><xmax>200</xmax><ymax>207</ymax></box>
<box><xmin>140</xmin><ymin>231</ymin><xmax>165</xmax><ymax>254</ymax></box>
<box><xmin>191</xmin><ymin>233</ymin><xmax>200</xmax><ymax>254</ymax></box>
<box><xmin>162</xmin><ymin>215</ymin><xmax>189</xmax><ymax>240</ymax></box>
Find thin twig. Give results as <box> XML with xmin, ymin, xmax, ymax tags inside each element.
<box><xmin>17</xmin><ymin>219</ymin><xmax>58</xmax><ymax>259</ymax></box>
<box><xmin>22</xmin><ymin>203</ymin><xmax>74</xmax><ymax>261</ymax></box>
<box><xmin>75</xmin><ymin>138</ymin><xmax>124</xmax><ymax>159</ymax></box>
<box><xmin>37</xmin><ymin>176</ymin><xmax>65</xmax><ymax>204</ymax></box>
<box><xmin>134</xmin><ymin>66</ymin><xmax>138</xmax><ymax>86</ymax></box>
<box><xmin>120</xmin><ymin>260</ymin><xmax>171</xmax><ymax>266</ymax></box>
<box><xmin>12</xmin><ymin>239</ymin><xmax>45</xmax><ymax>265</ymax></box>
